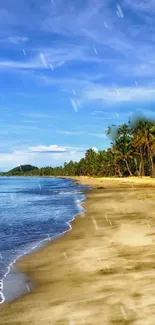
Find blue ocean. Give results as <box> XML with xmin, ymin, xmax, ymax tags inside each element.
<box><xmin>0</xmin><ymin>177</ymin><xmax>88</xmax><ymax>304</ymax></box>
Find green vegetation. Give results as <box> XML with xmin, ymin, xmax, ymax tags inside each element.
<box><xmin>1</xmin><ymin>165</ymin><xmax>39</xmax><ymax>176</ymax></box>
<box><xmin>2</xmin><ymin>117</ymin><xmax>155</xmax><ymax>178</ymax></box>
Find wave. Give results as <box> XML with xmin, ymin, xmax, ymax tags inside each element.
<box><xmin>0</xmin><ymin>192</ymin><xmax>86</xmax><ymax>304</ymax></box>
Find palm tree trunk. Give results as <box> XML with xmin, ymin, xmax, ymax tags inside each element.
<box><xmin>146</xmin><ymin>144</ymin><xmax>155</xmax><ymax>177</ymax></box>
<box><xmin>116</xmin><ymin>165</ymin><xmax>122</xmax><ymax>177</ymax></box>
<box><xmin>150</xmin><ymin>153</ymin><xmax>155</xmax><ymax>177</ymax></box>
<box><xmin>139</xmin><ymin>161</ymin><xmax>141</xmax><ymax>176</ymax></box>
<box><xmin>125</xmin><ymin>160</ymin><xmax>133</xmax><ymax>176</ymax></box>
<box><xmin>134</xmin><ymin>158</ymin><xmax>139</xmax><ymax>176</ymax></box>
<box><xmin>139</xmin><ymin>149</ymin><xmax>145</xmax><ymax>176</ymax></box>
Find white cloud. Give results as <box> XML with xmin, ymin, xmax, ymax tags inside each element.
<box><xmin>0</xmin><ymin>0</ymin><xmax>154</xmax><ymax>94</ymax></box>
<box><xmin>56</xmin><ymin>130</ymin><xmax>107</xmax><ymax>139</ymax></box>
<box><xmin>92</xmin><ymin>147</ymin><xmax>98</xmax><ymax>152</ymax></box>
<box><xmin>28</xmin><ymin>144</ymin><xmax>68</xmax><ymax>153</ymax></box>
<box><xmin>88</xmin><ymin>132</ymin><xmax>106</xmax><ymax>139</ymax></box>
<box><xmin>0</xmin><ymin>145</ymin><xmax>91</xmax><ymax>171</ymax></box>
<box><xmin>123</xmin><ymin>0</ymin><xmax>155</xmax><ymax>13</ymax></box>
<box><xmin>117</xmin><ymin>62</ymin><xmax>155</xmax><ymax>77</ymax></box>
<box><xmin>82</xmin><ymin>86</ymin><xmax>155</xmax><ymax>103</ymax></box>
<box><xmin>7</xmin><ymin>36</ymin><xmax>29</xmax><ymax>44</ymax></box>
<box><xmin>0</xmin><ymin>55</ymin><xmax>45</xmax><ymax>70</ymax></box>
<box><xmin>0</xmin><ymin>44</ymin><xmax>101</xmax><ymax>72</ymax></box>
<box><xmin>56</xmin><ymin>130</ymin><xmax>84</xmax><ymax>136</ymax></box>
<box><xmin>21</xmin><ymin>113</ymin><xmax>55</xmax><ymax>119</ymax></box>
<box><xmin>0</xmin><ymin>141</ymin><xmax>101</xmax><ymax>171</ymax></box>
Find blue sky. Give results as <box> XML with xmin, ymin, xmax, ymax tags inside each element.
<box><xmin>1</xmin><ymin>0</ymin><xmax>155</xmax><ymax>171</ymax></box>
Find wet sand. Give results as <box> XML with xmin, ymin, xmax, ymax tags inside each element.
<box><xmin>1</xmin><ymin>177</ymin><xmax>155</xmax><ymax>324</ymax></box>
<box><xmin>2</xmin><ymin>267</ymin><xmax>33</xmax><ymax>303</ymax></box>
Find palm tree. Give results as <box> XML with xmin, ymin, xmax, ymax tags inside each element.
<box><xmin>131</xmin><ymin>119</ymin><xmax>155</xmax><ymax>177</ymax></box>
<box><xmin>107</xmin><ymin>124</ymin><xmax>133</xmax><ymax>176</ymax></box>
<box><xmin>85</xmin><ymin>148</ymin><xmax>99</xmax><ymax>176</ymax></box>
<box><xmin>112</xmin><ymin>139</ymin><xmax>133</xmax><ymax>176</ymax></box>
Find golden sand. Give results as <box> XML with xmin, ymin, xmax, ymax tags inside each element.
<box><xmin>1</xmin><ymin>177</ymin><xmax>155</xmax><ymax>324</ymax></box>
<box><xmin>67</xmin><ymin>175</ymin><xmax>155</xmax><ymax>188</ymax></box>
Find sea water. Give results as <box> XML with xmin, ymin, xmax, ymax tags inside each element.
<box><xmin>0</xmin><ymin>177</ymin><xmax>89</xmax><ymax>304</ymax></box>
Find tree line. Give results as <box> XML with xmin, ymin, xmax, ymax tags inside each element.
<box><xmin>2</xmin><ymin>117</ymin><xmax>155</xmax><ymax>178</ymax></box>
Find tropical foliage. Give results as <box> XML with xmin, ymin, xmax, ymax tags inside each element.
<box><xmin>4</xmin><ymin>165</ymin><xmax>39</xmax><ymax>176</ymax></box>
<box><xmin>2</xmin><ymin>117</ymin><xmax>155</xmax><ymax>178</ymax></box>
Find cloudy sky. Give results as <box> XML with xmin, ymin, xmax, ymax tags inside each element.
<box><xmin>0</xmin><ymin>0</ymin><xmax>155</xmax><ymax>171</ymax></box>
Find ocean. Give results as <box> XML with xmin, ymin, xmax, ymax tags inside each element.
<box><xmin>0</xmin><ymin>177</ymin><xmax>89</xmax><ymax>304</ymax></box>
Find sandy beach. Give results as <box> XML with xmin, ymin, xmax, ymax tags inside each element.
<box><xmin>2</xmin><ymin>176</ymin><xmax>155</xmax><ymax>324</ymax></box>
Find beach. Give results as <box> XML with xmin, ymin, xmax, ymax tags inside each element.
<box><xmin>1</xmin><ymin>176</ymin><xmax>155</xmax><ymax>324</ymax></box>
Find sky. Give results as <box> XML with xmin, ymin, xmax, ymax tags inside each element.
<box><xmin>1</xmin><ymin>0</ymin><xmax>155</xmax><ymax>171</ymax></box>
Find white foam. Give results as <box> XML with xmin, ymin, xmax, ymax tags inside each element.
<box><xmin>0</xmin><ymin>194</ymin><xmax>87</xmax><ymax>305</ymax></box>
<box><xmin>59</xmin><ymin>191</ymin><xmax>83</xmax><ymax>195</ymax></box>
<box><xmin>0</xmin><ymin>235</ymin><xmax>54</xmax><ymax>304</ymax></box>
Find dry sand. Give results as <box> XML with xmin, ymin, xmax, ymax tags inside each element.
<box><xmin>67</xmin><ymin>175</ymin><xmax>155</xmax><ymax>188</ymax></box>
<box><xmin>1</xmin><ymin>177</ymin><xmax>155</xmax><ymax>324</ymax></box>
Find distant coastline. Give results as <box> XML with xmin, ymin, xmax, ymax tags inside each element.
<box><xmin>2</xmin><ymin>119</ymin><xmax>155</xmax><ymax>179</ymax></box>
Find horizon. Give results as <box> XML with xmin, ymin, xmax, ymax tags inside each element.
<box><xmin>0</xmin><ymin>0</ymin><xmax>155</xmax><ymax>171</ymax></box>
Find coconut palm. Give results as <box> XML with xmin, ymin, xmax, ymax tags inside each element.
<box><xmin>107</xmin><ymin>123</ymin><xmax>133</xmax><ymax>176</ymax></box>
<box><xmin>131</xmin><ymin>119</ymin><xmax>155</xmax><ymax>177</ymax></box>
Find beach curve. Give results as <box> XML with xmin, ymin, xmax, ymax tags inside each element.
<box><xmin>1</xmin><ymin>177</ymin><xmax>155</xmax><ymax>324</ymax></box>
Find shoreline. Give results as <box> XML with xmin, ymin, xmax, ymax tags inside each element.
<box><xmin>2</xmin><ymin>176</ymin><xmax>155</xmax><ymax>324</ymax></box>
<box><xmin>2</xmin><ymin>174</ymin><xmax>155</xmax><ymax>187</ymax></box>
<box><xmin>63</xmin><ymin>175</ymin><xmax>155</xmax><ymax>188</ymax></box>
<box><xmin>0</xmin><ymin>179</ymin><xmax>88</xmax><ymax>305</ymax></box>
